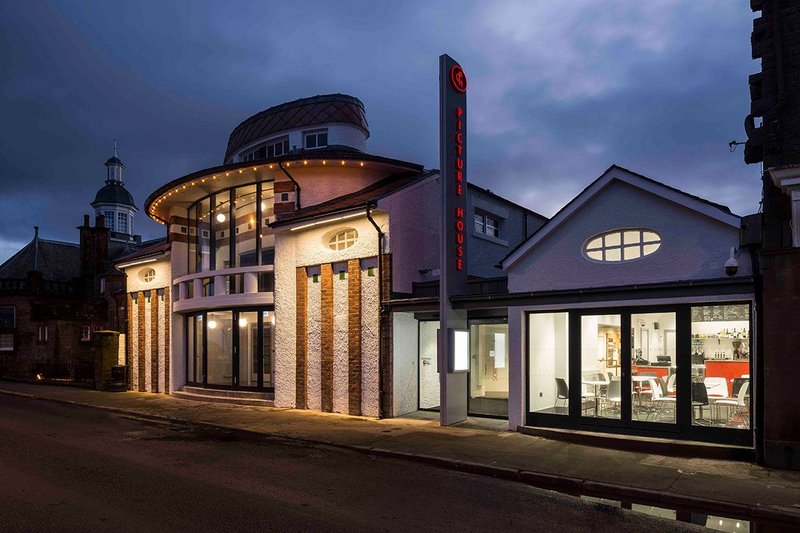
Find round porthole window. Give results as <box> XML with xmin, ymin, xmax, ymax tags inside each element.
<box><xmin>140</xmin><ymin>268</ymin><xmax>157</xmax><ymax>283</ymax></box>
<box><xmin>584</xmin><ymin>229</ymin><xmax>661</xmax><ymax>262</ymax></box>
<box><xmin>327</xmin><ymin>228</ymin><xmax>358</xmax><ymax>251</ymax></box>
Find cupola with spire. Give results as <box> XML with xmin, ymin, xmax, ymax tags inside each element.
<box><xmin>91</xmin><ymin>140</ymin><xmax>138</xmax><ymax>241</ymax></box>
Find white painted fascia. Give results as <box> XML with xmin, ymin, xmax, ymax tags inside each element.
<box><xmin>501</xmin><ymin>166</ymin><xmax>741</xmax><ymax>270</ymax></box>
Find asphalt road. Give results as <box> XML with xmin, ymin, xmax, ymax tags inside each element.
<box><xmin>0</xmin><ymin>394</ymin><xmax>702</xmax><ymax>532</ymax></box>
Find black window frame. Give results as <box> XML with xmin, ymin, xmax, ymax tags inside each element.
<box><xmin>525</xmin><ymin>301</ymin><xmax>754</xmax><ymax>447</ymax></box>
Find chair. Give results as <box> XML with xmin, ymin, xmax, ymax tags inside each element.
<box><xmin>731</xmin><ymin>378</ymin><xmax>748</xmax><ymax>397</ymax></box>
<box><xmin>555</xmin><ymin>378</ymin><xmax>569</xmax><ymax>409</ymax></box>
<box><xmin>704</xmin><ymin>377</ymin><xmax>728</xmax><ymax>398</ymax></box>
<box><xmin>604</xmin><ymin>379</ymin><xmax>622</xmax><ymax>415</ymax></box>
<box><xmin>715</xmin><ymin>381</ymin><xmax>750</xmax><ymax>428</ymax></box>
<box><xmin>692</xmin><ymin>382</ymin><xmax>710</xmax><ymax>425</ymax></box>
<box><xmin>666</xmin><ymin>373</ymin><xmax>676</xmax><ymax>395</ymax></box>
<box><xmin>648</xmin><ymin>378</ymin><xmax>676</xmax><ymax>422</ymax></box>
<box><xmin>555</xmin><ymin>377</ymin><xmax>594</xmax><ymax>414</ymax></box>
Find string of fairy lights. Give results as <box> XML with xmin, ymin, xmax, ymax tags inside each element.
<box><xmin>148</xmin><ymin>159</ymin><xmax>367</xmax><ymax>224</ymax></box>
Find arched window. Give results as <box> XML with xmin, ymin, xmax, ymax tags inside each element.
<box><xmin>584</xmin><ymin>229</ymin><xmax>661</xmax><ymax>262</ymax></box>
<box><xmin>328</xmin><ymin>228</ymin><xmax>358</xmax><ymax>251</ymax></box>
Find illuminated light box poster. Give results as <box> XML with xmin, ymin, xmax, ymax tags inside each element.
<box><xmin>450</xmin><ymin>329</ymin><xmax>469</xmax><ymax>372</ymax></box>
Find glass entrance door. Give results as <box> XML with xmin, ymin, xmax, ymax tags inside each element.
<box><xmin>468</xmin><ymin>322</ymin><xmax>509</xmax><ymax>418</ymax></box>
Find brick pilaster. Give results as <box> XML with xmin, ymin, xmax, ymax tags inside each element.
<box><xmin>347</xmin><ymin>259</ymin><xmax>362</xmax><ymax>416</ymax></box>
<box><xmin>150</xmin><ymin>289</ymin><xmax>158</xmax><ymax>393</ymax></box>
<box><xmin>164</xmin><ymin>286</ymin><xmax>171</xmax><ymax>394</ymax></box>
<box><xmin>320</xmin><ymin>263</ymin><xmax>334</xmax><ymax>413</ymax></box>
<box><xmin>127</xmin><ymin>293</ymin><xmax>133</xmax><ymax>390</ymax></box>
<box><xmin>295</xmin><ymin>267</ymin><xmax>308</xmax><ymax>409</ymax></box>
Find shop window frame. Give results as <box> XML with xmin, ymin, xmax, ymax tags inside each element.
<box><xmin>524</xmin><ymin>301</ymin><xmax>753</xmax><ymax>447</ymax></box>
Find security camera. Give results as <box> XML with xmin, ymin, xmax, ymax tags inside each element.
<box><xmin>724</xmin><ymin>247</ymin><xmax>739</xmax><ymax>277</ymax></box>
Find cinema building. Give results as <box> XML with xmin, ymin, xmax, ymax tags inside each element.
<box><xmin>124</xmin><ymin>93</ymin><xmax>756</xmax><ymax>449</ymax></box>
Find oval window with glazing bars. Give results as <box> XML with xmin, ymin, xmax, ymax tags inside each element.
<box><xmin>584</xmin><ymin>229</ymin><xmax>661</xmax><ymax>262</ymax></box>
<box><xmin>328</xmin><ymin>228</ymin><xmax>358</xmax><ymax>251</ymax></box>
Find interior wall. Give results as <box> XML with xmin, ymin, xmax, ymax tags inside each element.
<box><xmin>528</xmin><ymin>313</ymin><xmax>569</xmax><ymax>412</ymax></box>
<box><xmin>392</xmin><ymin>312</ymin><xmax>418</xmax><ymax>417</ymax></box>
<box><xmin>419</xmin><ymin>320</ymin><xmax>440</xmax><ymax>409</ymax></box>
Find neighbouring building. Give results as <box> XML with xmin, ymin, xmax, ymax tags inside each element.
<box><xmin>0</xmin><ymin>148</ymin><xmax>153</xmax><ymax>382</ymax></box>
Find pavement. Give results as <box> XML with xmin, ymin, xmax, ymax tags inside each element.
<box><xmin>2</xmin><ymin>380</ymin><xmax>800</xmax><ymax>526</ymax></box>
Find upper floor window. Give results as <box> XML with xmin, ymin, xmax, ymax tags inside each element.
<box><xmin>304</xmin><ymin>129</ymin><xmax>328</xmax><ymax>150</ymax></box>
<box><xmin>0</xmin><ymin>333</ymin><xmax>13</xmax><ymax>351</ymax></box>
<box><xmin>80</xmin><ymin>325</ymin><xmax>92</xmax><ymax>342</ymax></box>
<box><xmin>37</xmin><ymin>325</ymin><xmax>48</xmax><ymax>343</ymax></box>
<box><xmin>474</xmin><ymin>213</ymin><xmax>498</xmax><ymax>238</ymax></box>
<box><xmin>244</xmin><ymin>137</ymin><xmax>289</xmax><ymax>161</ymax></box>
<box><xmin>117</xmin><ymin>212</ymin><xmax>128</xmax><ymax>233</ymax></box>
<box><xmin>328</xmin><ymin>228</ymin><xmax>358</xmax><ymax>251</ymax></box>
<box><xmin>0</xmin><ymin>307</ymin><xmax>15</xmax><ymax>329</ymax></box>
<box><xmin>584</xmin><ymin>229</ymin><xmax>661</xmax><ymax>262</ymax></box>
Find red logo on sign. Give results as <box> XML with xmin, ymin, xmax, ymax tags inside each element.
<box><xmin>450</xmin><ymin>65</ymin><xmax>467</xmax><ymax>93</ymax></box>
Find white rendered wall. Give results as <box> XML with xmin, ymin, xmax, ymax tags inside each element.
<box><xmin>508</xmin><ymin>180</ymin><xmax>751</xmax><ymax>293</ymax></box>
<box><xmin>392</xmin><ymin>312</ymin><xmax>419</xmax><ymax>417</ymax></box>
<box><xmin>361</xmin><ymin>257</ymin><xmax>380</xmax><ymax>417</ymax></box>
<box><xmin>307</xmin><ymin>272</ymin><xmax>322</xmax><ymax>410</ymax></box>
<box><xmin>507</xmin><ymin>309</ymin><xmax>525</xmax><ymax>430</ymax></box>
<box><xmin>273</xmin><ymin>213</ymin><xmax>387</xmax><ymax>411</ymax></box>
<box><xmin>333</xmin><ymin>265</ymin><xmax>349</xmax><ymax>414</ymax></box>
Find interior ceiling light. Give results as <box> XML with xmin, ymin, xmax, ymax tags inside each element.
<box><xmin>216</xmin><ymin>213</ymin><xmax>226</xmax><ymax>223</ymax></box>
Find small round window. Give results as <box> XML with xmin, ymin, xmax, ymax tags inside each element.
<box><xmin>328</xmin><ymin>228</ymin><xmax>358</xmax><ymax>251</ymax></box>
<box><xmin>140</xmin><ymin>268</ymin><xmax>156</xmax><ymax>283</ymax></box>
<box><xmin>584</xmin><ymin>229</ymin><xmax>661</xmax><ymax>262</ymax></box>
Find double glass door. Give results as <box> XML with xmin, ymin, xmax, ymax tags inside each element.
<box><xmin>187</xmin><ymin>308</ymin><xmax>274</xmax><ymax>390</ymax></box>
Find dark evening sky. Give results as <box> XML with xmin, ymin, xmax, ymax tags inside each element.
<box><xmin>0</xmin><ymin>1</ymin><xmax>761</xmax><ymax>262</ymax></box>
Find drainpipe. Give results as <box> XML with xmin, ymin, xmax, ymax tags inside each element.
<box><xmin>366</xmin><ymin>202</ymin><xmax>386</xmax><ymax>417</ymax></box>
<box><xmin>279</xmin><ymin>162</ymin><xmax>301</xmax><ymax>210</ymax></box>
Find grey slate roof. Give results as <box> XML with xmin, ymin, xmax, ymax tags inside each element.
<box><xmin>0</xmin><ymin>238</ymin><xmax>80</xmax><ymax>280</ymax></box>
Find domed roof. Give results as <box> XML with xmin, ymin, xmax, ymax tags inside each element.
<box><xmin>105</xmin><ymin>156</ymin><xmax>124</xmax><ymax>167</ymax></box>
<box><xmin>92</xmin><ymin>182</ymin><xmax>137</xmax><ymax>208</ymax></box>
<box><xmin>224</xmin><ymin>94</ymin><xmax>369</xmax><ymax>162</ymax></box>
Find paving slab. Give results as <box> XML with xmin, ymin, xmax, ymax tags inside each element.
<box><xmin>2</xmin><ymin>380</ymin><xmax>799</xmax><ymax>524</ymax></box>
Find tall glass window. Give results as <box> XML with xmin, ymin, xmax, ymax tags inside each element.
<box><xmin>188</xmin><ymin>205</ymin><xmax>197</xmax><ymax>274</ymax></box>
<box><xmin>197</xmin><ymin>198</ymin><xmax>211</xmax><ymax>272</ymax></box>
<box><xmin>691</xmin><ymin>304</ymin><xmax>750</xmax><ymax>429</ymax></box>
<box><xmin>187</xmin><ymin>314</ymin><xmax>204</xmax><ymax>383</ymax></box>
<box><xmin>214</xmin><ymin>192</ymin><xmax>232</xmax><ymax>269</ymax></box>
<box><xmin>528</xmin><ymin>313</ymin><xmax>570</xmax><ymax>415</ymax></box>
<box><xmin>469</xmin><ymin>322</ymin><xmax>508</xmax><ymax>417</ymax></box>
<box><xmin>238</xmin><ymin>311</ymin><xmax>259</xmax><ymax>387</ymax></box>
<box><xmin>206</xmin><ymin>310</ymin><xmax>233</xmax><ymax>386</ymax></box>
<box><xmin>235</xmin><ymin>185</ymin><xmax>258</xmax><ymax>267</ymax></box>
<box><xmin>630</xmin><ymin>312</ymin><xmax>677</xmax><ymax>424</ymax></box>
<box><xmin>581</xmin><ymin>314</ymin><xmax>621</xmax><ymax>419</ymax></box>
<box><xmin>260</xmin><ymin>183</ymin><xmax>275</xmax><ymax>265</ymax></box>
<box><xmin>262</xmin><ymin>311</ymin><xmax>274</xmax><ymax>387</ymax></box>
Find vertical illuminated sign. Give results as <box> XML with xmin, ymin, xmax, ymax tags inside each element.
<box><xmin>439</xmin><ymin>54</ymin><xmax>469</xmax><ymax>425</ymax></box>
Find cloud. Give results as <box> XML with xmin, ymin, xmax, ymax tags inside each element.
<box><xmin>0</xmin><ymin>0</ymin><xmax>763</xmax><ymax>265</ymax></box>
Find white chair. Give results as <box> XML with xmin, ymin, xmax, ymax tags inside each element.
<box><xmin>648</xmin><ymin>378</ymin><xmax>676</xmax><ymax>422</ymax></box>
<box><xmin>666</xmin><ymin>373</ymin><xmax>676</xmax><ymax>394</ymax></box>
<box><xmin>704</xmin><ymin>377</ymin><xmax>728</xmax><ymax>398</ymax></box>
<box><xmin>714</xmin><ymin>381</ymin><xmax>750</xmax><ymax>428</ymax></box>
